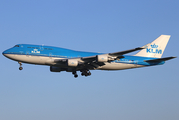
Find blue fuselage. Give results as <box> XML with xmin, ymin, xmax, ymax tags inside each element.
<box><xmin>3</xmin><ymin>44</ymin><xmax>165</xmax><ymax>68</ymax></box>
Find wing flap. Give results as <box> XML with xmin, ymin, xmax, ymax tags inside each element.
<box><xmin>81</xmin><ymin>56</ymin><xmax>96</xmax><ymax>62</ymax></box>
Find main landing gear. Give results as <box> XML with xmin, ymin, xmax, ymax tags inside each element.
<box><xmin>18</xmin><ymin>62</ymin><xmax>23</xmax><ymax>70</ymax></box>
<box><xmin>81</xmin><ymin>70</ymin><xmax>91</xmax><ymax>77</ymax></box>
<box><xmin>72</xmin><ymin>70</ymin><xmax>92</xmax><ymax>78</ymax></box>
<box><xmin>72</xmin><ymin>71</ymin><xmax>78</xmax><ymax>78</ymax></box>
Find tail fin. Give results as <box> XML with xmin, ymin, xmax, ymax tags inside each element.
<box><xmin>134</xmin><ymin>35</ymin><xmax>171</xmax><ymax>58</ymax></box>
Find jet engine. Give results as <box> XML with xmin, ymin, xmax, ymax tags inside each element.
<box><xmin>96</xmin><ymin>55</ymin><xmax>108</xmax><ymax>62</ymax></box>
<box><xmin>67</xmin><ymin>59</ymin><xmax>78</xmax><ymax>67</ymax></box>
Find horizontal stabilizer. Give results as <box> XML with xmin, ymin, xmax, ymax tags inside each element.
<box><xmin>144</xmin><ymin>56</ymin><xmax>176</xmax><ymax>62</ymax></box>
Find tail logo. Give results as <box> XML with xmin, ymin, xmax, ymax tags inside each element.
<box><xmin>146</xmin><ymin>44</ymin><xmax>162</xmax><ymax>54</ymax></box>
<box><xmin>151</xmin><ymin>44</ymin><xmax>158</xmax><ymax>48</ymax></box>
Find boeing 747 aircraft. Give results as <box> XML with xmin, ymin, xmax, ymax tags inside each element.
<box><xmin>2</xmin><ymin>35</ymin><xmax>176</xmax><ymax>78</ymax></box>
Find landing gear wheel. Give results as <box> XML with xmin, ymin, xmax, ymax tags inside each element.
<box><xmin>81</xmin><ymin>73</ymin><xmax>85</xmax><ymax>76</ymax></box>
<box><xmin>81</xmin><ymin>70</ymin><xmax>91</xmax><ymax>77</ymax></box>
<box><xmin>18</xmin><ymin>62</ymin><xmax>23</xmax><ymax>70</ymax></box>
<box><xmin>88</xmin><ymin>71</ymin><xmax>91</xmax><ymax>76</ymax></box>
<box><xmin>72</xmin><ymin>71</ymin><xmax>78</xmax><ymax>78</ymax></box>
<box><xmin>19</xmin><ymin>67</ymin><xmax>23</xmax><ymax>70</ymax></box>
<box><xmin>74</xmin><ymin>74</ymin><xmax>78</xmax><ymax>78</ymax></box>
<box><xmin>72</xmin><ymin>71</ymin><xmax>76</xmax><ymax>74</ymax></box>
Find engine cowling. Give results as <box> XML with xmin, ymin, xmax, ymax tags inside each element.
<box><xmin>50</xmin><ymin>66</ymin><xmax>62</xmax><ymax>72</ymax></box>
<box><xmin>67</xmin><ymin>59</ymin><xmax>78</xmax><ymax>67</ymax></box>
<box><xmin>96</xmin><ymin>55</ymin><xmax>108</xmax><ymax>62</ymax></box>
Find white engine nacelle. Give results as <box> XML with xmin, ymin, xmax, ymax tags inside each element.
<box><xmin>67</xmin><ymin>59</ymin><xmax>78</xmax><ymax>67</ymax></box>
<box><xmin>96</xmin><ymin>55</ymin><xmax>108</xmax><ymax>62</ymax></box>
<box><xmin>50</xmin><ymin>66</ymin><xmax>62</xmax><ymax>72</ymax></box>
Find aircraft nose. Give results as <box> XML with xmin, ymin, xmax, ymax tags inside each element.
<box><xmin>2</xmin><ymin>49</ymin><xmax>9</xmax><ymax>57</ymax></box>
<box><xmin>2</xmin><ymin>50</ymin><xmax>6</xmax><ymax>55</ymax></box>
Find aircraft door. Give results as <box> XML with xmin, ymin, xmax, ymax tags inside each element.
<box><xmin>40</xmin><ymin>45</ymin><xmax>44</xmax><ymax>51</ymax></box>
<box><xmin>26</xmin><ymin>51</ymin><xmax>30</xmax><ymax>57</ymax></box>
<box><xmin>133</xmin><ymin>60</ymin><xmax>138</xmax><ymax>67</ymax></box>
<box><xmin>49</xmin><ymin>53</ymin><xmax>52</xmax><ymax>58</ymax></box>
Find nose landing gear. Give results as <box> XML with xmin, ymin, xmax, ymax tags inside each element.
<box><xmin>18</xmin><ymin>62</ymin><xmax>23</xmax><ymax>70</ymax></box>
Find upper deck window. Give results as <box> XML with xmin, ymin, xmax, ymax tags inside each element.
<box><xmin>14</xmin><ymin>45</ymin><xmax>19</xmax><ymax>47</ymax></box>
<box><xmin>27</xmin><ymin>47</ymin><xmax>40</xmax><ymax>49</ymax></box>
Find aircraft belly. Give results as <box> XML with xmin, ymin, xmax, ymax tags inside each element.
<box><xmin>5</xmin><ymin>54</ymin><xmax>48</xmax><ymax>65</ymax></box>
<box><xmin>5</xmin><ymin>54</ymin><xmax>67</xmax><ymax>66</ymax></box>
<box><xmin>98</xmin><ymin>62</ymin><xmax>141</xmax><ymax>70</ymax></box>
<box><xmin>17</xmin><ymin>55</ymin><xmax>42</xmax><ymax>64</ymax></box>
<box><xmin>4</xmin><ymin>54</ymin><xmax>146</xmax><ymax>71</ymax></box>
<box><xmin>3</xmin><ymin>54</ymin><xmax>17</xmax><ymax>61</ymax></box>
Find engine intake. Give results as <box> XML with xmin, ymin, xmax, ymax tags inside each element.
<box><xmin>96</xmin><ymin>55</ymin><xmax>108</xmax><ymax>62</ymax></box>
<box><xmin>67</xmin><ymin>59</ymin><xmax>78</xmax><ymax>67</ymax></box>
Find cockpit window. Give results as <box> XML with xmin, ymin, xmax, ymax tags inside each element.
<box><xmin>14</xmin><ymin>45</ymin><xmax>20</xmax><ymax>47</ymax></box>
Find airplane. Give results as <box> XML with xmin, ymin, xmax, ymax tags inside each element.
<box><xmin>2</xmin><ymin>35</ymin><xmax>176</xmax><ymax>78</ymax></box>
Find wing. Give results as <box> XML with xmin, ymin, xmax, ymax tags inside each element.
<box><xmin>109</xmin><ymin>47</ymin><xmax>143</xmax><ymax>56</ymax></box>
<box><xmin>50</xmin><ymin>47</ymin><xmax>144</xmax><ymax>70</ymax></box>
<box><xmin>81</xmin><ymin>47</ymin><xmax>144</xmax><ymax>62</ymax></box>
<box><xmin>82</xmin><ymin>47</ymin><xmax>144</xmax><ymax>62</ymax></box>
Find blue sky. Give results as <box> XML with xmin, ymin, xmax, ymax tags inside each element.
<box><xmin>0</xmin><ymin>0</ymin><xmax>179</xmax><ymax>120</ymax></box>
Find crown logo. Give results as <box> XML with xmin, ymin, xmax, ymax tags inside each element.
<box><xmin>151</xmin><ymin>44</ymin><xmax>158</xmax><ymax>48</ymax></box>
<box><xmin>31</xmin><ymin>49</ymin><xmax>40</xmax><ymax>53</ymax></box>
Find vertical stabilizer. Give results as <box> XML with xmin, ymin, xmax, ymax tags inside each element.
<box><xmin>134</xmin><ymin>35</ymin><xmax>171</xmax><ymax>58</ymax></box>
